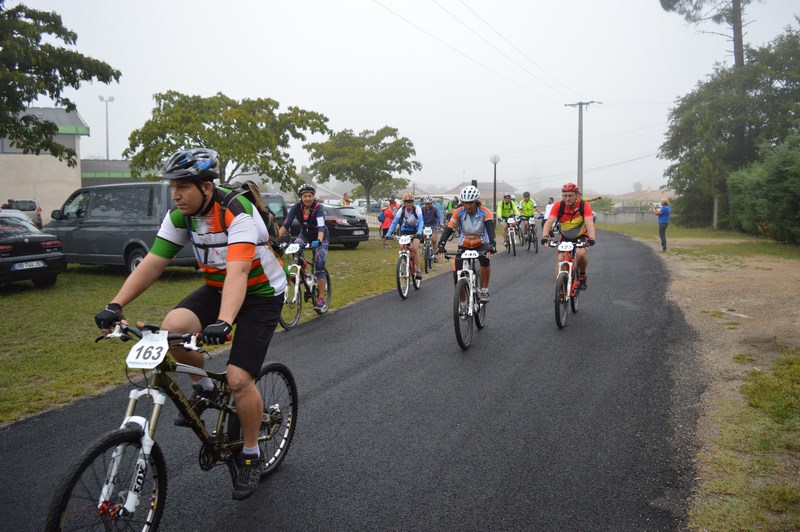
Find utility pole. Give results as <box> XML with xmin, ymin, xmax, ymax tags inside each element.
<box><xmin>565</xmin><ymin>101</ymin><xmax>601</xmax><ymax>193</ymax></box>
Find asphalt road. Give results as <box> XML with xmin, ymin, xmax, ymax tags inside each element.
<box><xmin>1</xmin><ymin>230</ymin><xmax>703</xmax><ymax>531</ymax></box>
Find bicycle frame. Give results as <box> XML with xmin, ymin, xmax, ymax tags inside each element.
<box><xmin>456</xmin><ymin>249</ymin><xmax>481</xmax><ymax>317</ymax></box>
<box><xmin>551</xmin><ymin>240</ymin><xmax>585</xmax><ymax>300</ymax></box>
<box><xmin>398</xmin><ymin>234</ymin><xmax>415</xmax><ymax>270</ymax></box>
<box><xmin>506</xmin><ymin>217</ymin><xmax>517</xmax><ymax>241</ymax></box>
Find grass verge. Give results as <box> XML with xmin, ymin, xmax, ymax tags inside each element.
<box><xmin>0</xmin><ymin>239</ymin><xmax>450</xmax><ymax>425</ymax></box>
<box><xmin>690</xmin><ymin>347</ymin><xmax>800</xmax><ymax>530</ymax></box>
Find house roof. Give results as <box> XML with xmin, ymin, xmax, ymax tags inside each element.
<box><xmin>443</xmin><ymin>181</ymin><xmax>519</xmax><ymax>197</ymax></box>
<box><xmin>612</xmin><ymin>189</ymin><xmax>674</xmax><ymax>202</ymax></box>
<box><xmin>22</xmin><ymin>107</ymin><xmax>90</xmax><ymax>135</ymax></box>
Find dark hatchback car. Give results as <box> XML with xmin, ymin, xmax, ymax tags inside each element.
<box><xmin>323</xmin><ymin>205</ymin><xmax>370</xmax><ymax>248</ymax></box>
<box><xmin>0</xmin><ymin>212</ymin><xmax>66</xmax><ymax>288</ymax></box>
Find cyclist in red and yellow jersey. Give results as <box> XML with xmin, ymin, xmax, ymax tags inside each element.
<box><xmin>541</xmin><ymin>182</ymin><xmax>596</xmax><ymax>289</ymax></box>
<box><xmin>93</xmin><ymin>148</ymin><xmax>284</xmax><ymax>500</ymax></box>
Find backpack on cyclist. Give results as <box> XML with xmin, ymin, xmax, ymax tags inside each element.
<box><xmin>377</xmin><ymin>211</ymin><xmax>385</xmax><ymax>223</ymax></box>
<box><xmin>556</xmin><ymin>199</ymin><xmax>587</xmax><ymax>240</ymax></box>
<box><xmin>184</xmin><ymin>180</ymin><xmax>283</xmax><ymax>255</ymax></box>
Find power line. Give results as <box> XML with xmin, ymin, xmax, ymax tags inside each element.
<box><xmin>459</xmin><ymin>0</ymin><xmax>585</xmax><ymax>101</ymax></box>
<box><xmin>372</xmin><ymin>0</ymin><xmax>558</xmax><ymax>102</ymax></box>
<box><xmin>431</xmin><ymin>0</ymin><xmax>571</xmax><ymax>103</ymax></box>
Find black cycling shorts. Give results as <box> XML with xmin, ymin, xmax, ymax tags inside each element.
<box><xmin>175</xmin><ymin>285</ymin><xmax>282</xmax><ymax>378</ymax></box>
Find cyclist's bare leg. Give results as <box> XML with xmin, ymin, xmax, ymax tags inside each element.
<box><xmin>480</xmin><ymin>265</ymin><xmax>490</xmax><ymax>288</ymax></box>
<box><xmin>576</xmin><ymin>248</ymin><xmax>588</xmax><ymax>275</ymax></box>
<box><xmin>316</xmin><ymin>277</ymin><xmax>326</xmax><ymax>298</ymax></box>
<box><xmin>502</xmin><ymin>222</ymin><xmax>509</xmax><ymax>242</ymax></box>
<box><xmin>227</xmin><ymin>364</ymin><xmax>262</xmax><ymax>449</ymax></box>
<box><xmin>162</xmin><ymin>308</ymin><xmax>204</xmax><ymax>380</ymax></box>
<box><xmin>556</xmin><ymin>252</ymin><xmax>567</xmax><ymax>275</ymax></box>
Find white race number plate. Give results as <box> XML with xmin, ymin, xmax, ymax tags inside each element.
<box><xmin>126</xmin><ymin>330</ymin><xmax>169</xmax><ymax>369</ymax></box>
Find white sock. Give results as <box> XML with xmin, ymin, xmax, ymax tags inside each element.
<box><xmin>197</xmin><ymin>377</ymin><xmax>214</xmax><ymax>391</ymax></box>
<box><xmin>242</xmin><ymin>445</ymin><xmax>260</xmax><ymax>457</ymax></box>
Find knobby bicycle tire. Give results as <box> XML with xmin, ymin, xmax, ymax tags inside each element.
<box><xmin>510</xmin><ymin>233</ymin><xmax>516</xmax><ymax>256</ymax></box>
<box><xmin>396</xmin><ymin>254</ymin><xmax>410</xmax><ymax>299</ymax></box>
<box><xmin>555</xmin><ymin>272</ymin><xmax>569</xmax><ymax>328</ymax></box>
<box><xmin>45</xmin><ymin>427</ymin><xmax>167</xmax><ymax>532</ymax></box>
<box><xmin>571</xmin><ymin>266</ymin><xmax>581</xmax><ymax>314</ymax></box>
<box><xmin>227</xmin><ymin>362</ymin><xmax>298</xmax><ymax>479</ymax></box>
<box><xmin>473</xmin><ymin>265</ymin><xmax>486</xmax><ymax>330</ymax></box>
<box><xmin>279</xmin><ymin>271</ymin><xmax>302</xmax><ymax>329</ymax></box>
<box><xmin>454</xmin><ymin>277</ymin><xmax>473</xmax><ymax>350</ymax></box>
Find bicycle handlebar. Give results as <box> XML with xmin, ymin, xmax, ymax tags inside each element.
<box><xmin>96</xmin><ymin>322</ymin><xmax>220</xmax><ymax>350</ymax></box>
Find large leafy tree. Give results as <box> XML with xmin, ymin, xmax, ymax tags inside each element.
<box><xmin>659</xmin><ymin>26</ymin><xmax>800</xmax><ymax>227</ymax></box>
<box><xmin>351</xmin><ymin>177</ymin><xmax>410</xmax><ymax>202</ymax></box>
<box><xmin>0</xmin><ymin>1</ymin><xmax>121</xmax><ymax>166</ymax></box>
<box><xmin>123</xmin><ymin>91</ymin><xmax>329</xmax><ymax>189</ymax></box>
<box><xmin>305</xmin><ymin>127</ymin><xmax>421</xmax><ymax>209</ymax></box>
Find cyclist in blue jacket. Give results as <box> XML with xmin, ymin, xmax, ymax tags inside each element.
<box><xmin>384</xmin><ymin>193</ymin><xmax>424</xmax><ymax>280</ymax></box>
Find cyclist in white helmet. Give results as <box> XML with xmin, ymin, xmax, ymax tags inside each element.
<box><xmin>436</xmin><ymin>185</ymin><xmax>496</xmax><ymax>302</ymax></box>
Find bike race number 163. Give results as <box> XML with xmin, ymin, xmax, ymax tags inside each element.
<box><xmin>126</xmin><ymin>330</ymin><xmax>170</xmax><ymax>369</ymax></box>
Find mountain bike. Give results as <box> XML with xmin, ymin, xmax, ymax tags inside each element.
<box><xmin>45</xmin><ymin>322</ymin><xmax>298</xmax><ymax>531</ymax></box>
<box><xmin>395</xmin><ymin>234</ymin><xmax>421</xmax><ymax>299</ymax></box>
<box><xmin>278</xmin><ymin>242</ymin><xmax>330</xmax><ymax>330</ymax></box>
<box><xmin>447</xmin><ymin>249</ymin><xmax>488</xmax><ymax>350</ymax></box>
<box><xmin>422</xmin><ymin>226</ymin><xmax>434</xmax><ymax>274</ymax></box>
<box><xmin>520</xmin><ymin>215</ymin><xmax>539</xmax><ymax>253</ymax></box>
<box><xmin>504</xmin><ymin>217</ymin><xmax>517</xmax><ymax>256</ymax></box>
<box><xmin>549</xmin><ymin>240</ymin><xmax>586</xmax><ymax>328</ymax></box>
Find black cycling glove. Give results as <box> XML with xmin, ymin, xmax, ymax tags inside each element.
<box><xmin>95</xmin><ymin>303</ymin><xmax>125</xmax><ymax>329</ymax></box>
<box><xmin>587</xmin><ymin>238</ymin><xmax>596</xmax><ymax>246</ymax></box>
<box><xmin>541</xmin><ymin>238</ymin><xmax>549</xmax><ymax>246</ymax></box>
<box><xmin>489</xmin><ymin>244</ymin><xmax>497</xmax><ymax>254</ymax></box>
<box><xmin>201</xmin><ymin>320</ymin><xmax>232</xmax><ymax>345</ymax></box>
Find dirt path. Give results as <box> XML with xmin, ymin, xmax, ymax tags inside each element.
<box><xmin>635</xmin><ymin>236</ymin><xmax>800</xmax><ymax>512</ymax></box>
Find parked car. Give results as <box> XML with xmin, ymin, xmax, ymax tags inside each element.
<box><xmin>2</xmin><ymin>199</ymin><xmax>42</xmax><ymax>228</ymax></box>
<box><xmin>0</xmin><ymin>212</ymin><xmax>66</xmax><ymax>288</ymax></box>
<box><xmin>323</xmin><ymin>205</ymin><xmax>370</xmax><ymax>248</ymax></box>
<box><xmin>46</xmin><ymin>182</ymin><xmax>195</xmax><ymax>274</ymax></box>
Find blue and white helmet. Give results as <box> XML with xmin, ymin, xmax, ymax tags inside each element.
<box><xmin>159</xmin><ymin>148</ymin><xmax>219</xmax><ymax>181</ymax></box>
<box><xmin>459</xmin><ymin>185</ymin><xmax>479</xmax><ymax>202</ymax></box>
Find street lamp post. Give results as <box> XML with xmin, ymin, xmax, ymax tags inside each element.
<box><xmin>98</xmin><ymin>95</ymin><xmax>114</xmax><ymax>160</ymax></box>
<box><xmin>489</xmin><ymin>154</ymin><xmax>500</xmax><ymax>216</ymax></box>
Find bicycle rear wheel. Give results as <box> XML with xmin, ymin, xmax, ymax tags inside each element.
<box><xmin>45</xmin><ymin>428</ymin><xmax>166</xmax><ymax>532</ymax></box>
<box><xmin>555</xmin><ymin>272</ymin><xmax>569</xmax><ymax>328</ymax></box>
<box><xmin>279</xmin><ymin>272</ymin><xmax>301</xmax><ymax>329</ymax></box>
<box><xmin>396</xmin><ymin>254</ymin><xmax>410</xmax><ymax>299</ymax></box>
<box><xmin>473</xmin><ymin>266</ymin><xmax>487</xmax><ymax>330</ymax></box>
<box><xmin>423</xmin><ymin>240</ymin><xmax>432</xmax><ymax>273</ymax></box>
<box><xmin>454</xmin><ymin>277</ymin><xmax>473</xmax><ymax>349</ymax></box>
<box><xmin>227</xmin><ymin>362</ymin><xmax>298</xmax><ymax>478</ymax></box>
<box><xmin>571</xmin><ymin>266</ymin><xmax>581</xmax><ymax>314</ymax></box>
<box><xmin>312</xmin><ymin>270</ymin><xmax>332</xmax><ymax>314</ymax></box>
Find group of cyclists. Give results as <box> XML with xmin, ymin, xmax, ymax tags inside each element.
<box><xmin>93</xmin><ymin>146</ymin><xmax>598</xmax><ymax>502</ymax></box>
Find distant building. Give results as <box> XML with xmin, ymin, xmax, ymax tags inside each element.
<box><xmin>81</xmin><ymin>159</ymin><xmax>151</xmax><ymax>186</ymax></box>
<box><xmin>444</xmin><ymin>181</ymin><xmax>519</xmax><ymax>204</ymax></box>
<box><xmin>0</xmin><ymin>107</ymin><xmax>90</xmax><ymax>225</ymax></box>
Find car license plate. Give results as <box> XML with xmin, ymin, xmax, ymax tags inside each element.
<box><xmin>353</xmin><ymin>230</ymin><xmax>365</xmax><ymax>235</ymax></box>
<box><xmin>12</xmin><ymin>260</ymin><xmax>46</xmax><ymax>270</ymax></box>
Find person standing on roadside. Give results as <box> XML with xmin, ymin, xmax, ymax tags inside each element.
<box><xmin>542</xmin><ymin>197</ymin><xmax>555</xmax><ymax>232</ymax></box>
<box><xmin>651</xmin><ymin>198</ymin><xmax>670</xmax><ymax>253</ymax></box>
<box><xmin>340</xmin><ymin>192</ymin><xmax>352</xmax><ymax>206</ymax></box>
<box><xmin>380</xmin><ymin>200</ymin><xmax>394</xmax><ymax>242</ymax></box>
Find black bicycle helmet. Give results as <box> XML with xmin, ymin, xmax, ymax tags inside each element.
<box><xmin>298</xmin><ymin>183</ymin><xmax>315</xmax><ymax>196</ymax></box>
<box><xmin>159</xmin><ymin>148</ymin><xmax>219</xmax><ymax>181</ymax></box>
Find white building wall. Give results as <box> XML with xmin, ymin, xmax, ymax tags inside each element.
<box><xmin>0</xmin><ymin>135</ymin><xmax>82</xmax><ymax>224</ymax></box>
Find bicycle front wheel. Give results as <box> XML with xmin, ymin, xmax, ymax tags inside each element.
<box><xmin>423</xmin><ymin>240</ymin><xmax>432</xmax><ymax>273</ymax></box>
<box><xmin>555</xmin><ymin>272</ymin><xmax>569</xmax><ymax>328</ymax></box>
<box><xmin>45</xmin><ymin>428</ymin><xmax>167</xmax><ymax>532</ymax></box>
<box><xmin>533</xmin><ymin>228</ymin><xmax>539</xmax><ymax>253</ymax></box>
<box><xmin>279</xmin><ymin>272</ymin><xmax>302</xmax><ymax>329</ymax></box>
<box><xmin>510</xmin><ymin>234</ymin><xmax>516</xmax><ymax>256</ymax></box>
<box><xmin>454</xmin><ymin>277</ymin><xmax>473</xmax><ymax>350</ymax></box>
<box><xmin>396</xmin><ymin>254</ymin><xmax>410</xmax><ymax>299</ymax></box>
<box><xmin>227</xmin><ymin>362</ymin><xmax>298</xmax><ymax>478</ymax></box>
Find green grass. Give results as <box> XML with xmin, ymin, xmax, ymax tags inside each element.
<box><xmin>603</xmin><ymin>224</ymin><xmax>800</xmax><ymax>260</ymax></box>
<box><xmin>0</xmin><ymin>239</ymin><xmax>447</xmax><ymax>425</ymax></box>
<box><xmin>691</xmin><ymin>347</ymin><xmax>800</xmax><ymax>530</ymax></box>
